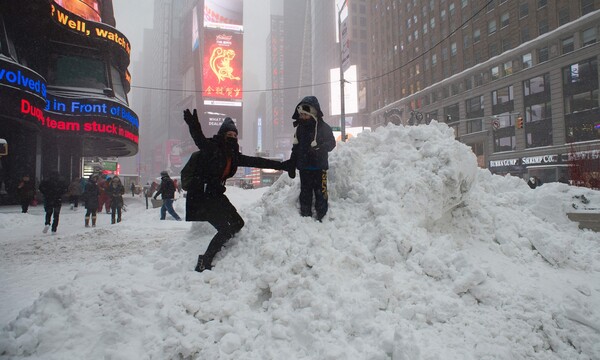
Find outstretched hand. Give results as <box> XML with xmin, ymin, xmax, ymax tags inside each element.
<box><xmin>183</xmin><ymin>109</ymin><xmax>199</xmax><ymax>125</ymax></box>
<box><xmin>281</xmin><ymin>159</ymin><xmax>296</xmax><ymax>179</ymax></box>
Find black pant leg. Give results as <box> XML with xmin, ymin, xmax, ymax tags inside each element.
<box><xmin>313</xmin><ymin>170</ymin><xmax>329</xmax><ymax>220</ymax></box>
<box><xmin>51</xmin><ymin>204</ymin><xmax>61</xmax><ymax>231</ymax></box>
<box><xmin>203</xmin><ymin>195</ymin><xmax>245</xmax><ymax>265</ymax></box>
<box><xmin>299</xmin><ymin>170</ymin><xmax>315</xmax><ymax>216</ymax></box>
<box><xmin>44</xmin><ymin>204</ymin><xmax>53</xmax><ymax>225</ymax></box>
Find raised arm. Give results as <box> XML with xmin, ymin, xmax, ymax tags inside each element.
<box><xmin>183</xmin><ymin>109</ymin><xmax>208</xmax><ymax>150</ymax></box>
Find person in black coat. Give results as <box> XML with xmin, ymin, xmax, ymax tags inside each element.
<box><xmin>289</xmin><ymin>96</ymin><xmax>336</xmax><ymax>221</ymax></box>
<box><xmin>38</xmin><ymin>171</ymin><xmax>68</xmax><ymax>233</ymax></box>
<box><xmin>83</xmin><ymin>174</ymin><xmax>100</xmax><ymax>227</ymax></box>
<box><xmin>16</xmin><ymin>175</ymin><xmax>35</xmax><ymax>213</ymax></box>
<box><xmin>108</xmin><ymin>175</ymin><xmax>125</xmax><ymax>224</ymax></box>
<box><xmin>182</xmin><ymin>110</ymin><xmax>294</xmax><ymax>272</ymax></box>
<box><xmin>154</xmin><ymin>171</ymin><xmax>181</xmax><ymax>221</ymax></box>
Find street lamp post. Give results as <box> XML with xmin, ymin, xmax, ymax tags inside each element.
<box><xmin>338</xmin><ymin>0</ymin><xmax>347</xmax><ymax>142</ymax></box>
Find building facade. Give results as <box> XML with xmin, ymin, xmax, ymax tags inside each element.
<box><xmin>368</xmin><ymin>0</ymin><xmax>599</xmax><ymax>184</ymax></box>
<box><xmin>0</xmin><ymin>0</ymin><xmax>138</xmax><ymax>203</ymax></box>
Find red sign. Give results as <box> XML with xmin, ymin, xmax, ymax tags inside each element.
<box><xmin>202</xmin><ymin>29</ymin><xmax>243</xmax><ymax>101</ymax></box>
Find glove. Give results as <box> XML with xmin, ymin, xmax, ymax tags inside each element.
<box><xmin>281</xmin><ymin>160</ymin><xmax>296</xmax><ymax>179</ymax></box>
<box><xmin>183</xmin><ymin>109</ymin><xmax>199</xmax><ymax>125</ymax></box>
<box><xmin>153</xmin><ymin>195</ymin><xmax>158</xmax><ymax>200</ymax></box>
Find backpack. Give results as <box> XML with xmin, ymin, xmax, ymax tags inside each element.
<box><xmin>180</xmin><ymin>151</ymin><xmax>203</xmax><ymax>191</ymax></box>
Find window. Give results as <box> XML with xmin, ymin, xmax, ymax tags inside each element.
<box><xmin>492</xmin><ymin>86</ymin><xmax>514</xmax><ymax>105</ymax></box>
<box><xmin>487</xmin><ymin>0</ymin><xmax>496</xmax><ymax>12</ymax></box>
<box><xmin>430</xmin><ymin>18</ymin><xmax>435</xmax><ymax>29</ymax></box>
<box><xmin>489</xmin><ymin>42</ymin><xmax>498</xmax><ymax>57</ymax></box>
<box><xmin>503</xmin><ymin>61</ymin><xmax>513</xmax><ymax>75</ymax></box>
<box><xmin>502</xmin><ymin>39</ymin><xmax>512</xmax><ymax>52</ymax></box>
<box><xmin>473</xmin><ymin>28</ymin><xmax>481</xmax><ymax>43</ymax></box>
<box><xmin>520</xmin><ymin>2</ymin><xmax>529</xmax><ymax>18</ymax></box>
<box><xmin>451</xmin><ymin>42</ymin><xmax>457</xmax><ymax>56</ymax></box>
<box><xmin>467</xmin><ymin>118</ymin><xmax>483</xmax><ymax>133</ymax></box>
<box><xmin>558</xmin><ymin>8</ymin><xmax>570</xmax><ymax>26</ymax></box>
<box><xmin>581</xmin><ymin>0</ymin><xmax>595</xmax><ymax>15</ymax></box>
<box><xmin>488</xmin><ymin>20</ymin><xmax>497</xmax><ymax>34</ymax></box>
<box><xmin>462</xmin><ymin>0</ymin><xmax>468</xmax><ymax>8</ymax></box>
<box><xmin>526</xmin><ymin>102</ymin><xmax>552</xmax><ymax>121</ymax></box>
<box><xmin>449</xmin><ymin>3</ymin><xmax>456</xmax><ymax>16</ymax></box>
<box><xmin>491</xmin><ymin>66</ymin><xmax>500</xmax><ymax>80</ymax></box>
<box><xmin>463</xmin><ymin>34</ymin><xmax>471</xmax><ymax>48</ymax></box>
<box><xmin>564</xmin><ymin>91</ymin><xmax>598</xmax><ymax>114</ymax></box>
<box><xmin>538</xmin><ymin>0</ymin><xmax>547</xmax><ymax>8</ymax></box>
<box><xmin>500</xmin><ymin>12</ymin><xmax>509</xmax><ymax>28</ymax></box>
<box><xmin>538</xmin><ymin>46</ymin><xmax>549</xmax><ymax>63</ymax></box>
<box><xmin>466</xmin><ymin>95</ymin><xmax>484</xmax><ymax>113</ymax></box>
<box><xmin>474</xmin><ymin>72</ymin><xmax>484</xmax><ymax>87</ymax></box>
<box><xmin>562</xmin><ymin>37</ymin><xmax>574</xmax><ymax>54</ymax></box>
<box><xmin>563</xmin><ymin>59</ymin><xmax>598</xmax><ymax>85</ymax></box>
<box><xmin>442</xmin><ymin>47</ymin><xmax>448</xmax><ymax>60</ymax></box>
<box><xmin>522</xmin><ymin>53</ymin><xmax>533</xmax><ymax>68</ymax></box>
<box><xmin>432</xmin><ymin>53</ymin><xmax>437</xmax><ymax>65</ymax></box>
<box><xmin>538</xmin><ymin>19</ymin><xmax>548</xmax><ymax>35</ymax></box>
<box><xmin>521</xmin><ymin>27</ymin><xmax>530</xmax><ymax>43</ymax></box>
<box><xmin>494</xmin><ymin>135</ymin><xmax>516</xmax><ymax>152</ymax></box>
<box><xmin>48</xmin><ymin>54</ymin><xmax>107</xmax><ymax>90</ymax></box>
<box><xmin>110</xmin><ymin>65</ymin><xmax>127</xmax><ymax>101</ymax></box>
<box><xmin>524</xmin><ymin>74</ymin><xmax>550</xmax><ymax>96</ymax></box>
<box><xmin>582</xmin><ymin>27</ymin><xmax>597</xmax><ymax>46</ymax></box>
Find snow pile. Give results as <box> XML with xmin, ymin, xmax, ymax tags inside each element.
<box><xmin>1</xmin><ymin>122</ymin><xmax>599</xmax><ymax>359</ymax></box>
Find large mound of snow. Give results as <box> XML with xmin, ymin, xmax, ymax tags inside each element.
<box><xmin>1</xmin><ymin>122</ymin><xmax>599</xmax><ymax>359</ymax></box>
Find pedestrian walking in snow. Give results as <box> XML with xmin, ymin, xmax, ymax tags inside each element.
<box><xmin>83</xmin><ymin>174</ymin><xmax>100</xmax><ymax>227</ymax></box>
<box><xmin>108</xmin><ymin>176</ymin><xmax>125</xmax><ymax>224</ymax></box>
<box><xmin>130</xmin><ymin>182</ymin><xmax>136</xmax><ymax>197</ymax></box>
<box><xmin>182</xmin><ymin>109</ymin><xmax>294</xmax><ymax>272</ymax></box>
<box><xmin>289</xmin><ymin>96</ymin><xmax>336</xmax><ymax>221</ymax></box>
<box><xmin>38</xmin><ymin>171</ymin><xmax>68</xmax><ymax>234</ymax></box>
<box><xmin>16</xmin><ymin>175</ymin><xmax>35</xmax><ymax>213</ymax></box>
<box><xmin>154</xmin><ymin>171</ymin><xmax>182</xmax><ymax>221</ymax></box>
<box><xmin>67</xmin><ymin>177</ymin><xmax>82</xmax><ymax>210</ymax></box>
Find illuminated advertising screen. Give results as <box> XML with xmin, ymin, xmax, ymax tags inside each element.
<box><xmin>202</xmin><ymin>100</ymin><xmax>243</xmax><ymax>138</ymax></box>
<box><xmin>51</xmin><ymin>2</ymin><xmax>131</xmax><ymax>57</ymax></box>
<box><xmin>202</xmin><ymin>28</ymin><xmax>243</xmax><ymax>101</ymax></box>
<box><xmin>54</xmin><ymin>0</ymin><xmax>101</xmax><ymax>22</ymax></box>
<box><xmin>204</xmin><ymin>0</ymin><xmax>243</xmax><ymax>31</ymax></box>
<box><xmin>1</xmin><ymin>56</ymin><xmax>139</xmax><ymax>146</ymax></box>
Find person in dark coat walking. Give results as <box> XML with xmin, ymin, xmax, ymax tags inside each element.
<box><xmin>38</xmin><ymin>171</ymin><xmax>68</xmax><ymax>233</ymax></box>
<box><xmin>154</xmin><ymin>171</ymin><xmax>181</xmax><ymax>221</ymax></box>
<box><xmin>108</xmin><ymin>175</ymin><xmax>125</xmax><ymax>224</ymax></box>
<box><xmin>182</xmin><ymin>110</ymin><xmax>294</xmax><ymax>272</ymax></box>
<box><xmin>16</xmin><ymin>175</ymin><xmax>35</xmax><ymax>213</ymax></box>
<box><xmin>289</xmin><ymin>96</ymin><xmax>336</xmax><ymax>221</ymax></box>
<box><xmin>83</xmin><ymin>174</ymin><xmax>100</xmax><ymax>227</ymax></box>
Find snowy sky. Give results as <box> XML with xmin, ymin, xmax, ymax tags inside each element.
<box><xmin>1</xmin><ymin>122</ymin><xmax>600</xmax><ymax>359</ymax></box>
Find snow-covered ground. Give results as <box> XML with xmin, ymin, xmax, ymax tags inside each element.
<box><xmin>1</xmin><ymin>122</ymin><xmax>599</xmax><ymax>359</ymax></box>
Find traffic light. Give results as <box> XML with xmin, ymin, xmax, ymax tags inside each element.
<box><xmin>516</xmin><ymin>117</ymin><xmax>524</xmax><ymax>129</ymax></box>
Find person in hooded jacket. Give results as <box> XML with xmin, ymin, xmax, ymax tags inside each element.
<box><xmin>154</xmin><ymin>171</ymin><xmax>182</xmax><ymax>221</ymax></box>
<box><xmin>38</xmin><ymin>171</ymin><xmax>68</xmax><ymax>233</ymax></box>
<box><xmin>83</xmin><ymin>174</ymin><xmax>100</xmax><ymax>227</ymax></box>
<box><xmin>107</xmin><ymin>175</ymin><xmax>125</xmax><ymax>224</ymax></box>
<box><xmin>289</xmin><ymin>96</ymin><xmax>336</xmax><ymax>221</ymax></box>
<box><xmin>182</xmin><ymin>110</ymin><xmax>294</xmax><ymax>272</ymax></box>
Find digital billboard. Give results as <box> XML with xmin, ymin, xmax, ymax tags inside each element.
<box><xmin>54</xmin><ymin>0</ymin><xmax>101</xmax><ymax>22</ymax></box>
<box><xmin>204</xmin><ymin>0</ymin><xmax>243</xmax><ymax>31</ymax></box>
<box><xmin>330</xmin><ymin>65</ymin><xmax>358</xmax><ymax>116</ymax></box>
<box><xmin>202</xmin><ymin>28</ymin><xmax>243</xmax><ymax>101</ymax></box>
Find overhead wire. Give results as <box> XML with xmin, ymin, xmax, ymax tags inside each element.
<box><xmin>130</xmin><ymin>0</ymin><xmax>494</xmax><ymax>94</ymax></box>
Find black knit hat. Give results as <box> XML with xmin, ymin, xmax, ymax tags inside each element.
<box><xmin>218</xmin><ymin>117</ymin><xmax>238</xmax><ymax>136</ymax></box>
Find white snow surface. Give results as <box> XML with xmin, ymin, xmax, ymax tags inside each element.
<box><xmin>1</xmin><ymin>122</ymin><xmax>600</xmax><ymax>359</ymax></box>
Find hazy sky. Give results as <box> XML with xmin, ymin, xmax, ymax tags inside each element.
<box><xmin>112</xmin><ymin>0</ymin><xmax>155</xmax><ymax>63</ymax></box>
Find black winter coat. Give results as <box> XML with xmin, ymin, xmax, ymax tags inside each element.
<box><xmin>107</xmin><ymin>183</ymin><xmax>125</xmax><ymax>208</ymax></box>
<box><xmin>184</xmin><ymin>118</ymin><xmax>283</xmax><ymax>221</ymax></box>
<box><xmin>155</xmin><ymin>176</ymin><xmax>176</xmax><ymax>199</ymax></box>
<box><xmin>82</xmin><ymin>181</ymin><xmax>99</xmax><ymax>210</ymax></box>
<box><xmin>39</xmin><ymin>177</ymin><xmax>68</xmax><ymax>207</ymax></box>
<box><xmin>290</xmin><ymin>97</ymin><xmax>336</xmax><ymax>170</ymax></box>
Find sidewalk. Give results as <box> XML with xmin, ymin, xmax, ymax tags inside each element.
<box><xmin>567</xmin><ymin>212</ymin><xmax>600</xmax><ymax>232</ymax></box>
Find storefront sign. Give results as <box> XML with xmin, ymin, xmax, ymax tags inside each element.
<box><xmin>489</xmin><ymin>158</ymin><xmax>519</xmax><ymax>168</ymax></box>
<box><xmin>521</xmin><ymin>155</ymin><xmax>558</xmax><ymax>165</ymax></box>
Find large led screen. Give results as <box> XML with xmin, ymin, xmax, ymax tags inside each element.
<box><xmin>54</xmin><ymin>0</ymin><xmax>101</xmax><ymax>22</ymax></box>
<box><xmin>202</xmin><ymin>28</ymin><xmax>243</xmax><ymax>101</ymax></box>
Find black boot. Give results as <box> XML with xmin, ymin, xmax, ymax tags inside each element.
<box><xmin>195</xmin><ymin>255</ymin><xmax>212</xmax><ymax>272</ymax></box>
